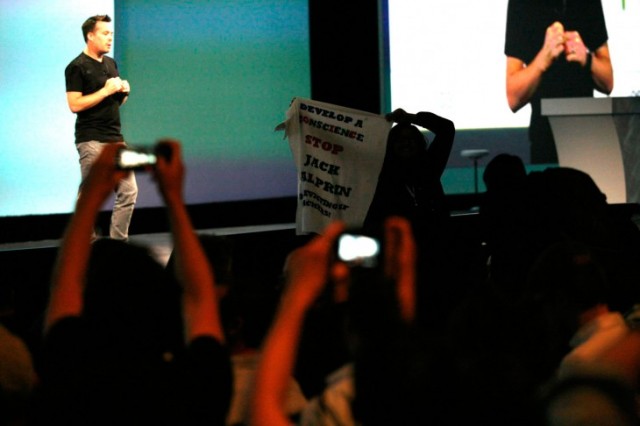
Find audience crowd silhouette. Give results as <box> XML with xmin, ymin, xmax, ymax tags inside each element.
<box><xmin>1</xmin><ymin>121</ymin><xmax>640</xmax><ymax>425</ymax></box>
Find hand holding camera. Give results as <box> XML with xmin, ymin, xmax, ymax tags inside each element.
<box><xmin>152</xmin><ymin>139</ymin><xmax>184</xmax><ymax>205</ymax></box>
<box><xmin>112</xmin><ymin>140</ymin><xmax>184</xmax><ymax>202</ymax></box>
<box><xmin>116</xmin><ymin>142</ymin><xmax>173</xmax><ymax>170</ymax></box>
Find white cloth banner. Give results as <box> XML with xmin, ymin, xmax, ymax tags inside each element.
<box><xmin>283</xmin><ymin>98</ymin><xmax>391</xmax><ymax>235</ymax></box>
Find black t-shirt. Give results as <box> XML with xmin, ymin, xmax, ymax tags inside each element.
<box><xmin>504</xmin><ymin>0</ymin><xmax>608</xmax><ymax>163</ymax></box>
<box><xmin>65</xmin><ymin>52</ymin><xmax>126</xmax><ymax>143</ymax></box>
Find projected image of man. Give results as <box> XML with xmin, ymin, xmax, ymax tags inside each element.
<box><xmin>65</xmin><ymin>15</ymin><xmax>137</xmax><ymax>240</ymax></box>
<box><xmin>505</xmin><ymin>0</ymin><xmax>613</xmax><ymax>164</ymax></box>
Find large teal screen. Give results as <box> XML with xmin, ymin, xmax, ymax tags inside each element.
<box><xmin>0</xmin><ymin>0</ymin><xmax>310</xmax><ymax>216</ymax></box>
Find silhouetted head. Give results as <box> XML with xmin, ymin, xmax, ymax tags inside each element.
<box><xmin>83</xmin><ymin>239</ymin><xmax>183</xmax><ymax>353</ymax></box>
<box><xmin>527</xmin><ymin>167</ymin><xmax>609</xmax><ymax>245</ymax></box>
<box><xmin>386</xmin><ymin>123</ymin><xmax>427</xmax><ymax>161</ymax></box>
<box><xmin>531</xmin><ymin>167</ymin><xmax>607</xmax><ymax>210</ymax></box>
<box><xmin>483</xmin><ymin>153</ymin><xmax>527</xmax><ymax>193</ymax></box>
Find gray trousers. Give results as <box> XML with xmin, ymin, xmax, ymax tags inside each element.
<box><xmin>76</xmin><ymin>141</ymin><xmax>138</xmax><ymax>240</ymax></box>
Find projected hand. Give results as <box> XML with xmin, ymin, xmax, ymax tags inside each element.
<box><xmin>564</xmin><ymin>31</ymin><xmax>589</xmax><ymax>66</ymax></box>
<box><xmin>542</xmin><ymin>21</ymin><xmax>566</xmax><ymax>70</ymax></box>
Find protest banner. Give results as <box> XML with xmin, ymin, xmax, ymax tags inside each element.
<box><xmin>282</xmin><ymin>98</ymin><xmax>391</xmax><ymax>234</ymax></box>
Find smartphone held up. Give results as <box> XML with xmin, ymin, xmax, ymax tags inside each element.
<box><xmin>116</xmin><ymin>143</ymin><xmax>172</xmax><ymax>170</ymax></box>
<box><xmin>336</xmin><ymin>233</ymin><xmax>381</xmax><ymax>268</ymax></box>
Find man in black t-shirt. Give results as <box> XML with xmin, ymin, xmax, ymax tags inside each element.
<box><xmin>504</xmin><ymin>0</ymin><xmax>613</xmax><ymax>164</ymax></box>
<box><xmin>65</xmin><ymin>14</ymin><xmax>137</xmax><ymax>240</ymax></box>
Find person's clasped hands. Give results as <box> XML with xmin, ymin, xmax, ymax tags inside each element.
<box><xmin>104</xmin><ymin>76</ymin><xmax>130</xmax><ymax>96</ymax></box>
<box><xmin>544</xmin><ymin>21</ymin><xmax>591</xmax><ymax>69</ymax></box>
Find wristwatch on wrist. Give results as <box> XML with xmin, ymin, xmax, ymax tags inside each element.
<box><xmin>585</xmin><ymin>50</ymin><xmax>593</xmax><ymax>71</ymax></box>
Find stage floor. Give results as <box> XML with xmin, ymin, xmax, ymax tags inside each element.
<box><xmin>0</xmin><ymin>223</ymin><xmax>296</xmax><ymax>266</ymax></box>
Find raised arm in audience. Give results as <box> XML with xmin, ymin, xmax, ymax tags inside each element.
<box><xmin>45</xmin><ymin>140</ymin><xmax>224</xmax><ymax>345</ymax></box>
<box><xmin>45</xmin><ymin>143</ymin><xmax>126</xmax><ymax>332</ymax></box>
<box><xmin>251</xmin><ymin>221</ymin><xmax>346</xmax><ymax>426</ymax></box>
<box><xmin>153</xmin><ymin>139</ymin><xmax>224</xmax><ymax>344</ymax></box>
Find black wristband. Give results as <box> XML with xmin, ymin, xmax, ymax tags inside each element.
<box><xmin>585</xmin><ymin>51</ymin><xmax>593</xmax><ymax>71</ymax></box>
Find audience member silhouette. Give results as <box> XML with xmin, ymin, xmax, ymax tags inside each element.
<box><xmin>0</xmin><ymin>301</ymin><xmax>37</xmax><ymax>426</ymax></box>
<box><xmin>481</xmin><ymin>152</ymin><xmax>528</xmax><ymax>224</ymax></box>
<box><xmin>442</xmin><ymin>239</ymin><xmax>624</xmax><ymax>425</ymax></box>
<box><xmin>363</xmin><ymin>108</ymin><xmax>461</xmax><ymax>331</ymax></box>
<box><xmin>538</xmin><ymin>267</ymin><xmax>640</xmax><ymax>426</ymax></box>
<box><xmin>445</xmin><ymin>162</ymin><xmax>640</xmax><ymax>426</ymax></box>
<box><xmin>540</xmin><ymin>373</ymin><xmax>639</xmax><ymax>426</ymax></box>
<box><xmin>526</xmin><ymin>167</ymin><xmax>640</xmax><ymax>313</ymax></box>
<box><xmin>251</xmin><ymin>217</ymin><xmax>430</xmax><ymax>426</ymax></box>
<box><xmin>35</xmin><ymin>141</ymin><xmax>232</xmax><ymax>425</ymax></box>
<box><xmin>536</xmin><ymin>247</ymin><xmax>640</xmax><ymax>426</ymax></box>
<box><xmin>168</xmin><ymin>234</ymin><xmax>308</xmax><ymax>425</ymax></box>
<box><xmin>479</xmin><ymin>153</ymin><xmax>530</xmax><ymax>295</ymax></box>
<box><xmin>363</xmin><ymin>108</ymin><xmax>455</xmax><ymax>240</ymax></box>
<box><xmin>479</xmin><ymin>161</ymin><xmax>640</xmax><ymax>312</ymax></box>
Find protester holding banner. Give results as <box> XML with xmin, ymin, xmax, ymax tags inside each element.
<box><xmin>363</xmin><ymin>109</ymin><xmax>455</xmax><ymax>240</ymax></box>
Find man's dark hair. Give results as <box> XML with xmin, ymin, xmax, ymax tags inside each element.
<box><xmin>82</xmin><ymin>15</ymin><xmax>111</xmax><ymax>43</ymax></box>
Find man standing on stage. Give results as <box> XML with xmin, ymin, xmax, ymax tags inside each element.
<box><xmin>65</xmin><ymin>14</ymin><xmax>137</xmax><ymax>240</ymax></box>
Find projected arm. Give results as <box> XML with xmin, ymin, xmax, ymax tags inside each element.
<box><xmin>507</xmin><ymin>22</ymin><xmax>613</xmax><ymax>112</ymax></box>
<box><xmin>506</xmin><ymin>21</ymin><xmax>566</xmax><ymax>112</ymax></box>
<box><xmin>563</xmin><ymin>31</ymin><xmax>613</xmax><ymax>95</ymax></box>
<box><xmin>66</xmin><ymin>77</ymin><xmax>127</xmax><ymax>113</ymax></box>
<box><xmin>589</xmin><ymin>43</ymin><xmax>613</xmax><ymax>95</ymax></box>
